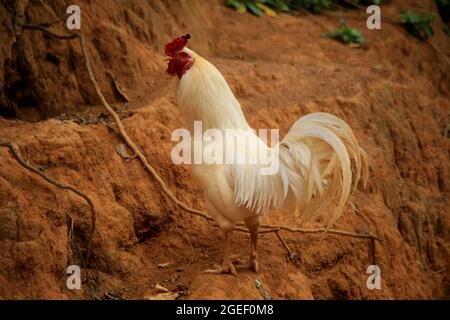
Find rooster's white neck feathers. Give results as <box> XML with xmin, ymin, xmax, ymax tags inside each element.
<box><xmin>176</xmin><ymin>48</ymin><xmax>250</xmax><ymax>132</ymax></box>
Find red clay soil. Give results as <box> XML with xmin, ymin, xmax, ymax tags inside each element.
<box><xmin>0</xmin><ymin>0</ymin><xmax>449</xmax><ymax>299</ymax></box>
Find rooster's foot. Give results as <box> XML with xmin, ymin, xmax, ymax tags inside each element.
<box><xmin>230</xmin><ymin>256</ymin><xmax>246</xmax><ymax>265</ymax></box>
<box><xmin>249</xmin><ymin>257</ymin><xmax>259</xmax><ymax>273</ymax></box>
<box><xmin>230</xmin><ymin>246</ymin><xmax>250</xmax><ymax>265</ymax></box>
<box><xmin>203</xmin><ymin>260</ymin><xmax>237</xmax><ymax>276</ymax></box>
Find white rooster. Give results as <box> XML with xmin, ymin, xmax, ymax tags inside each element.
<box><xmin>165</xmin><ymin>34</ymin><xmax>369</xmax><ymax>275</ymax></box>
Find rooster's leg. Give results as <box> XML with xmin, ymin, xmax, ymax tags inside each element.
<box><xmin>248</xmin><ymin>224</ymin><xmax>259</xmax><ymax>272</ymax></box>
<box><xmin>204</xmin><ymin>228</ymin><xmax>237</xmax><ymax>275</ymax></box>
<box><xmin>245</xmin><ymin>216</ymin><xmax>260</xmax><ymax>273</ymax></box>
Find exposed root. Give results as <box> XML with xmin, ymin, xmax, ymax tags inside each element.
<box><xmin>276</xmin><ymin>231</ymin><xmax>297</xmax><ymax>260</ymax></box>
<box><xmin>107</xmin><ymin>70</ymin><xmax>130</xmax><ymax>102</ymax></box>
<box><xmin>0</xmin><ymin>141</ymin><xmax>97</xmax><ymax>262</ymax></box>
<box><xmin>21</xmin><ymin>23</ymin><xmax>79</xmax><ymax>40</ymax></box>
<box><xmin>369</xmin><ymin>238</ymin><xmax>376</xmax><ymax>265</ymax></box>
<box><xmin>65</xmin><ymin>213</ymin><xmax>97</xmax><ymax>299</ymax></box>
<box><xmin>260</xmin><ymin>223</ymin><xmax>384</xmax><ymax>242</ymax></box>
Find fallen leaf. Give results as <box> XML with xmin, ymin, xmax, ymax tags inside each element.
<box><xmin>154</xmin><ymin>284</ymin><xmax>170</xmax><ymax>293</ymax></box>
<box><xmin>115</xmin><ymin>143</ymin><xmax>133</xmax><ymax>159</ymax></box>
<box><xmin>158</xmin><ymin>262</ymin><xmax>170</xmax><ymax>269</ymax></box>
<box><xmin>145</xmin><ymin>292</ymin><xmax>180</xmax><ymax>300</ymax></box>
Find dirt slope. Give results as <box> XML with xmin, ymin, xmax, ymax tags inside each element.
<box><xmin>0</xmin><ymin>0</ymin><xmax>449</xmax><ymax>299</ymax></box>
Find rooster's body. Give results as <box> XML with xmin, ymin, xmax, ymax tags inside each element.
<box><xmin>165</xmin><ymin>35</ymin><xmax>369</xmax><ymax>275</ymax></box>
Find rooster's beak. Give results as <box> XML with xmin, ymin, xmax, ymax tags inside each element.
<box><xmin>163</xmin><ymin>57</ymin><xmax>171</xmax><ymax>62</ymax></box>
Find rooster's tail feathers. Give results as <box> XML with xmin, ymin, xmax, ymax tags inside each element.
<box><xmin>281</xmin><ymin>112</ymin><xmax>369</xmax><ymax>228</ymax></box>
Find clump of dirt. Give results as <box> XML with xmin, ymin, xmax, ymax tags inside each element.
<box><xmin>0</xmin><ymin>0</ymin><xmax>449</xmax><ymax>299</ymax></box>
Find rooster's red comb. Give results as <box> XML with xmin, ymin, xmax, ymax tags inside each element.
<box><xmin>165</xmin><ymin>34</ymin><xmax>191</xmax><ymax>57</ymax></box>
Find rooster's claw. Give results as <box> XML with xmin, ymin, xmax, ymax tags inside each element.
<box><xmin>203</xmin><ymin>261</ymin><xmax>237</xmax><ymax>276</ymax></box>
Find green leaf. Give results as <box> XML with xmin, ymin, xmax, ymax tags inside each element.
<box><xmin>226</xmin><ymin>0</ymin><xmax>242</xmax><ymax>9</ymax></box>
<box><xmin>255</xmin><ymin>2</ymin><xmax>278</xmax><ymax>16</ymax></box>
<box><xmin>399</xmin><ymin>9</ymin><xmax>435</xmax><ymax>40</ymax></box>
<box><xmin>325</xmin><ymin>18</ymin><xmax>364</xmax><ymax>46</ymax></box>
<box><xmin>237</xmin><ymin>3</ymin><xmax>247</xmax><ymax>13</ymax></box>
<box><xmin>271</xmin><ymin>0</ymin><xmax>290</xmax><ymax>11</ymax></box>
<box><xmin>246</xmin><ymin>2</ymin><xmax>264</xmax><ymax>16</ymax></box>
